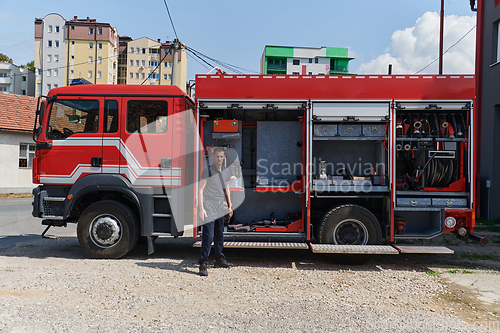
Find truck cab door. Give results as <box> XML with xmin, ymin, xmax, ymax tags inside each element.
<box><xmin>119</xmin><ymin>97</ymin><xmax>173</xmax><ymax>187</ymax></box>
<box><xmin>39</xmin><ymin>97</ymin><xmax>104</xmax><ymax>185</ymax></box>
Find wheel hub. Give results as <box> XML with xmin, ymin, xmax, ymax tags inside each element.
<box><xmin>333</xmin><ymin>219</ymin><xmax>368</xmax><ymax>245</ymax></box>
<box><xmin>91</xmin><ymin>215</ymin><xmax>121</xmax><ymax>248</ymax></box>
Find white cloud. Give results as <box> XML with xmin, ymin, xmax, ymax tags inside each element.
<box><xmin>357</xmin><ymin>12</ymin><xmax>476</xmax><ymax>75</ymax></box>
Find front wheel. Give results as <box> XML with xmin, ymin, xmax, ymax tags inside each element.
<box><xmin>318</xmin><ymin>204</ymin><xmax>382</xmax><ymax>264</ymax></box>
<box><xmin>77</xmin><ymin>200</ymin><xmax>139</xmax><ymax>259</ymax></box>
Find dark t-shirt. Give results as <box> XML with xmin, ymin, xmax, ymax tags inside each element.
<box><xmin>201</xmin><ymin>164</ymin><xmax>231</xmax><ymax>202</ymax></box>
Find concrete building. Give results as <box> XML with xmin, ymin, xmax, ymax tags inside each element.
<box><xmin>34</xmin><ymin>14</ymin><xmax>118</xmax><ymax>96</ymax></box>
<box><xmin>473</xmin><ymin>0</ymin><xmax>500</xmax><ymax>220</ymax></box>
<box><xmin>260</xmin><ymin>45</ymin><xmax>354</xmax><ymax>75</ymax></box>
<box><xmin>0</xmin><ymin>62</ymin><xmax>35</xmax><ymax>96</ymax></box>
<box><xmin>0</xmin><ymin>92</ymin><xmax>37</xmax><ymax>193</ymax></box>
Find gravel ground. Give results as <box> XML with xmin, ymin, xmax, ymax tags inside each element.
<box><xmin>1</xmin><ymin>233</ymin><xmax>499</xmax><ymax>332</ymax></box>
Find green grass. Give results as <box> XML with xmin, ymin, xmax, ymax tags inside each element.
<box><xmin>426</xmin><ymin>269</ymin><xmax>440</xmax><ymax>277</ymax></box>
<box><xmin>446</xmin><ymin>268</ymin><xmax>474</xmax><ymax>274</ymax></box>
<box><xmin>475</xmin><ymin>218</ymin><xmax>500</xmax><ymax>232</ymax></box>
<box><xmin>459</xmin><ymin>253</ymin><xmax>496</xmax><ymax>261</ymax></box>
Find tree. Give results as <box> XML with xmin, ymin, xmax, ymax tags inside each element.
<box><xmin>0</xmin><ymin>53</ymin><xmax>13</xmax><ymax>64</ymax></box>
<box><xmin>20</xmin><ymin>61</ymin><xmax>35</xmax><ymax>72</ymax></box>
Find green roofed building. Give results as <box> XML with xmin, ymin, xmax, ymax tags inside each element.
<box><xmin>260</xmin><ymin>45</ymin><xmax>355</xmax><ymax>75</ymax></box>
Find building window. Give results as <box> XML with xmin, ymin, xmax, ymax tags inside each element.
<box><xmin>88</xmin><ymin>70</ymin><xmax>92</xmax><ymax>79</ymax></box>
<box><xmin>71</xmin><ymin>41</ymin><xmax>74</xmax><ymax>45</ymax></box>
<box><xmin>89</xmin><ymin>56</ymin><xmax>93</xmax><ymax>64</ymax></box>
<box><xmin>71</xmin><ymin>26</ymin><xmax>74</xmax><ymax>30</ymax></box>
<box><xmin>168</xmin><ymin>74</ymin><xmax>172</xmax><ymax>81</ymax></box>
<box><xmin>163</xmin><ymin>73</ymin><xmax>168</xmax><ymax>80</ymax></box>
<box><xmin>55</xmin><ymin>40</ymin><xmax>59</xmax><ymax>47</ymax></box>
<box><xmin>164</xmin><ymin>49</ymin><xmax>172</xmax><ymax>55</ymax></box>
<box><xmin>48</xmin><ymin>25</ymin><xmax>52</xmax><ymax>33</ymax></box>
<box><xmin>136</xmin><ymin>60</ymin><xmax>139</xmax><ymax>67</ymax></box>
<box><xmin>142</xmin><ymin>48</ymin><xmax>146</xmax><ymax>54</ymax></box>
<box><xmin>315</xmin><ymin>58</ymin><xmax>319</xmax><ymax>64</ymax></box>
<box><xmin>0</xmin><ymin>73</ymin><xmax>7</xmax><ymax>77</ymax></box>
<box><xmin>98</xmin><ymin>56</ymin><xmax>102</xmax><ymax>64</ymax></box>
<box><xmin>0</xmin><ymin>87</ymin><xmax>7</xmax><ymax>92</ymax></box>
<box><xmin>48</xmin><ymin>40</ymin><xmax>52</xmax><ymax>47</ymax></box>
<box><xmin>54</xmin><ymin>84</ymin><xmax>58</xmax><ymax>88</ymax></box>
<box><xmin>309</xmin><ymin>58</ymin><xmax>313</xmax><ymax>63</ymax></box>
<box><xmin>98</xmin><ymin>27</ymin><xmax>102</xmax><ymax>35</ymax></box>
<box><xmin>292</xmin><ymin>72</ymin><xmax>299</xmax><ymax>75</ymax></box>
<box><xmin>164</xmin><ymin>61</ymin><xmax>168</xmax><ymax>67</ymax></box>
<box><xmin>55</xmin><ymin>26</ymin><xmax>59</xmax><ymax>33</ymax></box>
<box><xmin>47</xmin><ymin>69</ymin><xmax>51</xmax><ymax>77</ymax></box>
<box><xmin>136</xmin><ymin>48</ymin><xmax>139</xmax><ymax>54</ymax></box>
<box><xmin>89</xmin><ymin>27</ymin><xmax>94</xmax><ymax>35</ymax></box>
<box><xmin>47</xmin><ymin>84</ymin><xmax>51</xmax><ymax>90</ymax></box>
<box><xmin>22</xmin><ymin>89</ymin><xmax>26</xmax><ymax>95</ymax></box>
<box><xmin>89</xmin><ymin>42</ymin><xmax>94</xmax><ymax>49</ymax></box>
<box><xmin>129</xmin><ymin>73</ymin><xmax>133</xmax><ymax>79</ymax></box>
<box><xmin>141</xmin><ymin>73</ymin><xmax>145</xmax><ymax>79</ymax></box>
<box><xmin>168</xmin><ymin>61</ymin><xmax>172</xmax><ymax>68</ymax></box>
<box><xmin>54</xmin><ymin>54</ymin><xmax>59</xmax><ymax>62</ymax></box>
<box><xmin>54</xmin><ymin>69</ymin><xmax>58</xmax><ymax>77</ymax></box>
<box><xmin>47</xmin><ymin>54</ymin><xmax>52</xmax><ymax>62</ymax></box>
<box><xmin>130</xmin><ymin>60</ymin><xmax>133</xmax><ymax>66</ymax></box>
<box><xmin>98</xmin><ymin>43</ymin><xmax>102</xmax><ymax>50</ymax></box>
<box><xmin>135</xmin><ymin>73</ymin><xmax>139</xmax><ymax>79</ymax></box>
<box><xmin>142</xmin><ymin>60</ymin><xmax>145</xmax><ymax>67</ymax></box>
<box><xmin>38</xmin><ymin>69</ymin><xmax>42</xmax><ymax>76</ymax></box>
<box><xmin>293</xmin><ymin>59</ymin><xmax>300</xmax><ymax>65</ymax></box>
<box><xmin>37</xmin><ymin>83</ymin><xmax>41</xmax><ymax>95</ymax></box>
<box><xmin>97</xmin><ymin>71</ymin><xmax>101</xmax><ymax>79</ymax></box>
<box><xmin>19</xmin><ymin>143</ymin><xmax>35</xmax><ymax>168</ymax></box>
<box><xmin>308</xmin><ymin>72</ymin><xmax>312</xmax><ymax>75</ymax></box>
<box><xmin>130</xmin><ymin>47</ymin><xmax>134</xmax><ymax>53</ymax></box>
<box><xmin>22</xmin><ymin>76</ymin><xmax>26</xmax><ymax>82</ymax></box>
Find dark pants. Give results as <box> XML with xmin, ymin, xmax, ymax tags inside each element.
<box><xmin>199</xmin><ymin>200</ymin><xmax>225</xmax><ymax>263</ymax></box>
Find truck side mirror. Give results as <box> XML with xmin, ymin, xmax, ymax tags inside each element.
<box><xmin>38</xmin><ymin>100</ymin><xmax>45</xmax><ymax>126</ymax></box>
<box><xmin>35</xmin><ymin>126</ymin><xmax>43</xmax><ymax>139</ymax></box>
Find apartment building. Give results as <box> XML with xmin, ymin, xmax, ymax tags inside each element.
<box><xmin>123</xmin><ymin>37</ymin><xmax>187</xmax><ymax>91</ymax></box>
<box><xmin>34</xmin><ymin>14</ymin><xmax>118</xmax><ymax>96</ymax></box>
<box><xmin>260</xmin><ymin>45</ymin><xmax>354</xmax><ymax>75</ymax></box>
<box><xmin>0</xmin><ymin>62</ymin><xmax>35</xmax><ymax>96</ymax></box>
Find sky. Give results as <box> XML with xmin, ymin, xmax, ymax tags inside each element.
<box><xmin>0</xmin><ymin>0</ymin><xmax>477</xmax><ymax>80</ymax></box>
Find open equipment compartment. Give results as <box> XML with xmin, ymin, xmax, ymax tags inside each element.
<box><xmin>197</xmin><ymin>100</ymin><xmax>307</xmax><ymax>235</ymax></box>
<box><xmin>394</xmin><ymin>100</ymin><xmax>473</xmax><ymax>239</ymax></box>
<box><xmin>310</xmin><ymin>101</ymin><xmax>391</xmax><ymax>193</ymax></box>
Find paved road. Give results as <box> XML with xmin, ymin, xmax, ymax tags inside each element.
<box><xmin>0</xmin><ymin>197</ymin><xmax>76</xmax><ymax>249</ymax></box>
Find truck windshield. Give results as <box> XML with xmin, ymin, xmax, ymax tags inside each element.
<box><xmin>47</xmin><ymin>100</ymin><xmax>99</xmax><ymax>140</ymax></box>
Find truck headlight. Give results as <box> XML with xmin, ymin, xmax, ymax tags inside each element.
<box><xmin>445</xmin><ymin>216</ymin><xmax>457</xmax><ymax>228</ymax></box>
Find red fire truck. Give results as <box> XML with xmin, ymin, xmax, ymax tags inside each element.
<box><xmin>32</xmin><ymin>74</ymin><xmax>484</xmax><ymax>262</ymax></box>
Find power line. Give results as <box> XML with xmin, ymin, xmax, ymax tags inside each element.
<box><xmin>185</xmin><ymin>46</ymin><xmax>258</xmax><ymax>74</ymax></box>
<box><xmin>186</xmin><ymin>51</ymin><xmax>212</xmax><ymax>71</ymax></box>
<box><xmin>163</xmin><ymin>0</ymin><xmax>179</xmax><ymax>40</ymax></box>
<box><xmin>414</xmin><ymin>25</ymin><xmax>476</xmax><ymax>75</ymax></box>
<box><xmin>185</xmin><ymin>47</ymin><xmax>217</xmax><ymax>71</ymax></box>
<box><xmin>0</xmin><ymin>38</ymin><xmax>34</xmax><ymax>53</ymax></box>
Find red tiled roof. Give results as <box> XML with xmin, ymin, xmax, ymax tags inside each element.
<box><xmin>0</xmin><ymin>92</ymin><xmax>37</xmax><ymax>133</ymax></box>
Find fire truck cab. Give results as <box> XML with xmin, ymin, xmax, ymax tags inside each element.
<box><xmin>32</xmin><ymin>75</ymin><xmax>480</xmax><ymax>261</ymax></box>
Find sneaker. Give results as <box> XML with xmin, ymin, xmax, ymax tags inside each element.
<box><xmin>199</xmin><ymin>261</ymin><xmax>208</xmax><ymax>276</ymax></box>
<box><xmin>214</xmin><ymin>258</ymin><xmax>232</xmax><ymax>268</ymax></box>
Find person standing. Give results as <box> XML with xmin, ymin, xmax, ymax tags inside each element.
<box><xmin>198</xmin><ymin>147</ymin><xmax>233</xmax><ymax>276</ymax></box>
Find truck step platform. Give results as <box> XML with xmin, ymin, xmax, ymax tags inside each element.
<box><xmin>193</xmin><ymin>241</ymin><xmax>309</xmax><ymax>249</ymax></box>
<box><xmin>310</xmin><ymin>244</ymin><xmax>399</xmax><ymax>254</ymax></box>
<box><xmin>392</xmin><ymin>245</ymin><xmax>454</xmax><ymax>254</ymax></box>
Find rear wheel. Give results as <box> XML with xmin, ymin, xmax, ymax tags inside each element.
<box><xmin>318</xmin><ymin>204</ymin><xmax>382</xmax><ymax>264</ymax></box>
<box><xmin>77</xmin><ymin>200</ymin><xmax>139</xmax><ymax>259</ymax></box>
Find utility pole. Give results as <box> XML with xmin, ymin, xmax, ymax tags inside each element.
<box><xmin>171</xmin><ymin>39</ymin><xmax>180</xmax><ymax>86</ymax></box>
<box><xmin>439</xmin><ymin>0</ymin><xmax>444</xmax><ymax>75</ymax></box>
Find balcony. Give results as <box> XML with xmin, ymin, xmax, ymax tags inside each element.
<box><xmin>329</xmin><ymin>65</ymin><xmax>349</xmax><ymax>74</ymax></box>
<box><xmin>0</xmin><ymin>76</ymin><xmax>12</xmax><ymax>84</ymax></box>
<box><xmin>151</xmin><ymin>54</ymin><xmax>158</xmax><ymax>60</ymax></box>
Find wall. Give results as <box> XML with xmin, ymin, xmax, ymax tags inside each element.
<box><xmin>0</xmin><ymin>131</ymin><xmax>35</xmax><ymax>193</ymax></box>
<box><xmin>479</xmin><ymin>1</ymin><xmax>500</xmax><ymax>220</ymax></box>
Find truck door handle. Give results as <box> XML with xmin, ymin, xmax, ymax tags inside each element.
<box><xmin>91</xmin><ymin>156</ymin><xmax>102</xmax><ymax>167</ymax></box>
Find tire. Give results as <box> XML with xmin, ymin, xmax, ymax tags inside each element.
<box><xmin>318</xmin><ymin>204</ymin><xmax>382</xmax><ymax>265</ymax></box>
<box><xmin>77</xmin><ymin>200</ymin><xmax>139</xmax><ymax>259</ymax></box>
